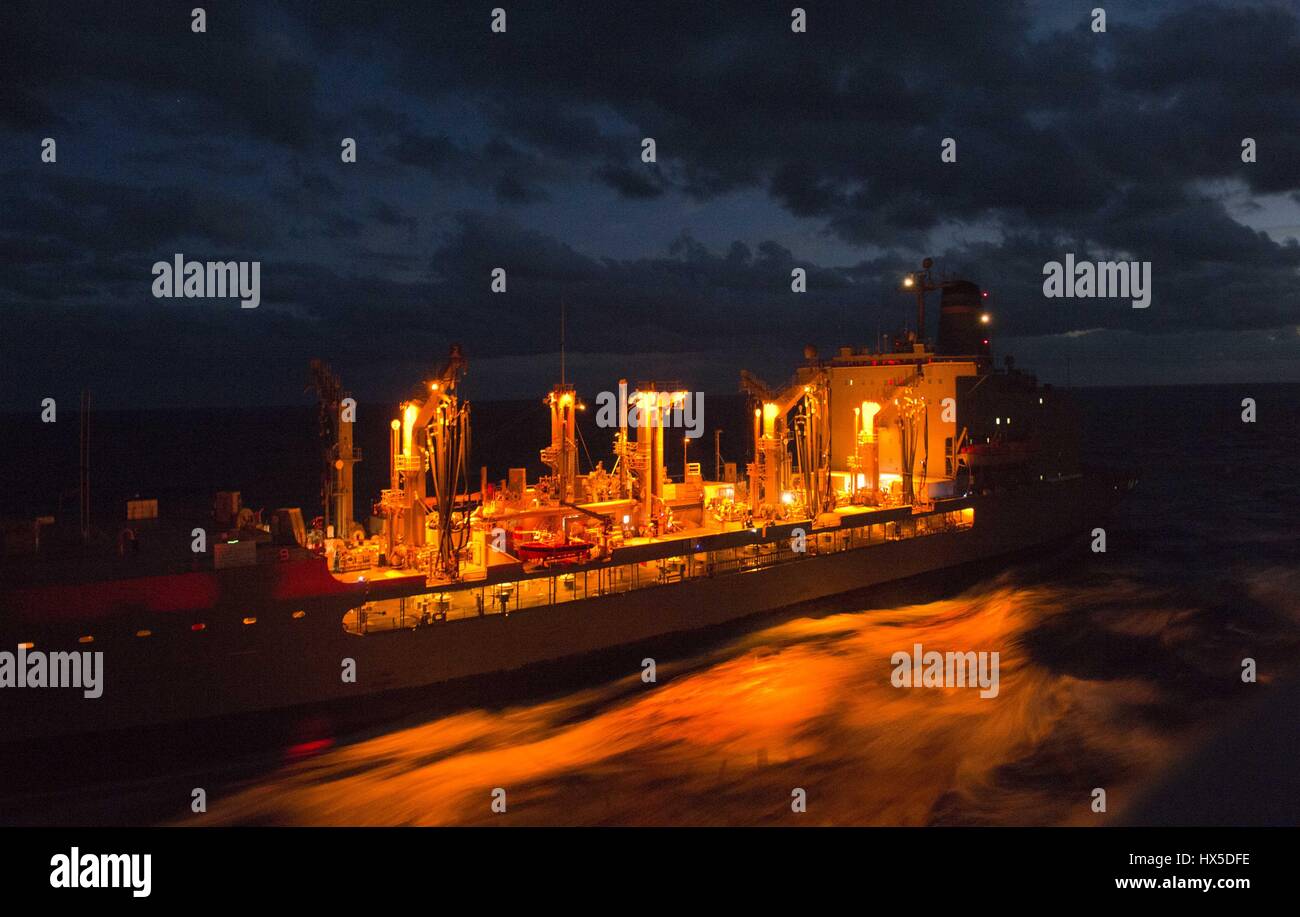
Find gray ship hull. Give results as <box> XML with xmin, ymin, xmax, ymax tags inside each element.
<box><xmin>1</xmin><ymin>476</ymin><xmax>1123</xmax><ymax>742</ymax></box>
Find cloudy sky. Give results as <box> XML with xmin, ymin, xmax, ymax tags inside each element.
<box><xmin>2</xmin><ymin>0</ymin><xmax>1299</xmax><ymax>409</ymax></box>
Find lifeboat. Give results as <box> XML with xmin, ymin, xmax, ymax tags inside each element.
<box><xmin>514</xmin><ymin>536</ymin><xmax>595</xmax><ymax>565</ymax></box>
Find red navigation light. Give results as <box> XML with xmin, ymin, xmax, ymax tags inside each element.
<box><xmin>982</xmin><ymin>290</ymin><xmax>989</xmax><ymax>298</ymax></box>
<box><xmin>286</xmin><ymin>738</ymin><xmax>334</xmax><ymax>760</ymax></box>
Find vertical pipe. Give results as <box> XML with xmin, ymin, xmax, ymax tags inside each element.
<box><xmin>564</xmin><ymin>395</ymin><xmax>576</xmax><ymax>501</ymax></box>
<box><xmin>389</xmin><ymin>420</ymin><xmax>400</xmax><ymax>491</ymax></box>
<box><xmin>388</xmin><ymin>418</ymin><xmax>401</xmax><ymax>554</ymax></box>
<box><xmin>617</xmin><ymin>379</ymin><xmax>629</xmax><ymax>499</ymax></box>
<box><xmin>637</xmin><ymin>390</ymin><xmax>652</xmax><ymax>520</ymax></box>
<box><xmin>652</xmin><ymin>397</ymin><xmax>663</xmax><ymax>505</ymax></box>
<box><xmin>338</xmin><ymin>399</ymin><xmax>354</xmax><ymax>538</ymax></box>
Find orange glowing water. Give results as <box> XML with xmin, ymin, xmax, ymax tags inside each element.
<box><xmin>182</xmin><ymin>564</ymin><xmax>1300</xmax><ymax>827</ymax></box>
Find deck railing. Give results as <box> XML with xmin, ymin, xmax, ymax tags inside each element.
<box><xmin>342</xmin><ymin>508</ymin><xmax>974</xmax><ymax>635</ymax></box>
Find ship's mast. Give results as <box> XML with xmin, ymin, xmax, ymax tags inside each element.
<box><xmin>383</xmin><ymin>344</ymin><xmax>471</xmax><ymax>580</ymax></box>
<box><xmin>541</xmin><ymin>384</ymin><xmax>578</xmax><ymax>504</ymax></box>
<box><xmin>308</xmin><ymin>359</ymin><xmax>360</xmax><ymax>539</ymax></box>
<box><xmin>740</xmin><ymin>369</ymin><xmax>830</xmax><ymax>519</ymax></box>
<box><xmin>902</xmin><ymin>256</ymin><xmax>939</xmax><ymax>342</ymax></box>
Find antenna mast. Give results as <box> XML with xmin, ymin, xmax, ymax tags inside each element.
<box><xmin>902</xmin><ymin>257</ymin><xmax>938</xmax><ymax>341</ymax></box>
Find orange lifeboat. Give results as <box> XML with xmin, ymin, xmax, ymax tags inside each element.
<box><xmin>514</xmin><ymin>535</ymin><xmax>594</xmax><ymax>565</ymax></box>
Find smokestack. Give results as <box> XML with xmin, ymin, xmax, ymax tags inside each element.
<box><xmin>935</xmin><ymin>281</ymin><xmax>991</xmax><ymax>358</ymax></box>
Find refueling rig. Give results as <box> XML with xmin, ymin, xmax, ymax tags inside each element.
<box><xmin>318</xmin><ymin>265</ymin><xmax>1080</xmax><ymax>592</ymax></box>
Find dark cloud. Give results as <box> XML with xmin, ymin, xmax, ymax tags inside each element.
<box><xmin>594</xmin><ymin>164</ymin><xmax>666</xmax><ymax>199</ymax></box>
<box><xmin>2</xmin><ymin>0</ymin><xmax>1299</xmax><ymax>408</ymax></box>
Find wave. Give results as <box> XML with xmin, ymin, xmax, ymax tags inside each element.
<box><xmin>182</xmin><ymin>563</ymin><xmax>1300</xmax><ymax>826</ymax></box>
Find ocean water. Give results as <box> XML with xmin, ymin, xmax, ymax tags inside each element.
<box><xmin>2</xmin><ymin>384</ymin><xmax>1298</xmax><ymax>825</ymax></box>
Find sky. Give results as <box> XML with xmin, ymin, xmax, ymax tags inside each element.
<box><xmin>2</xmin><ymin>0</ymin><xmax>1299</xmax><ymax>409</ymax></box>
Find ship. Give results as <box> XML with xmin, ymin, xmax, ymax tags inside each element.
<box><xmin>0</xmin><ymin>263</ymin><xmax>1133</xmax><ymax>742</ymax></box>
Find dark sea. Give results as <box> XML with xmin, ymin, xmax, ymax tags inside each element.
<box><xmin>2</xmin><ymin>384</ymin><xmax>1298</xmax><ymax>826</ymax></box>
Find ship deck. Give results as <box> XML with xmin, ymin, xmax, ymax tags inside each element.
<box><xmin>329</xmin><ymin>493</ymin><xmax>934</xmax><ymax>590</ymax></box>
<box><xmin>339</xmin><ymin>495</ymin><xmax>977</xmax><ymax>635</ymax></box>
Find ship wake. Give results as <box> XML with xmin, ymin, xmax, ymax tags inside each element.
<box><xmin>176</xmin><ymin>562</ymin><xmax>1300</xmax><ymax>826</ymax></box>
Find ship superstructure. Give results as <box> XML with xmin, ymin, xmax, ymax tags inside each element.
<box><xmin>318</xmin><ymin>264</ymin><xmax>1084</xmax><ymax>632</ymax></box>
